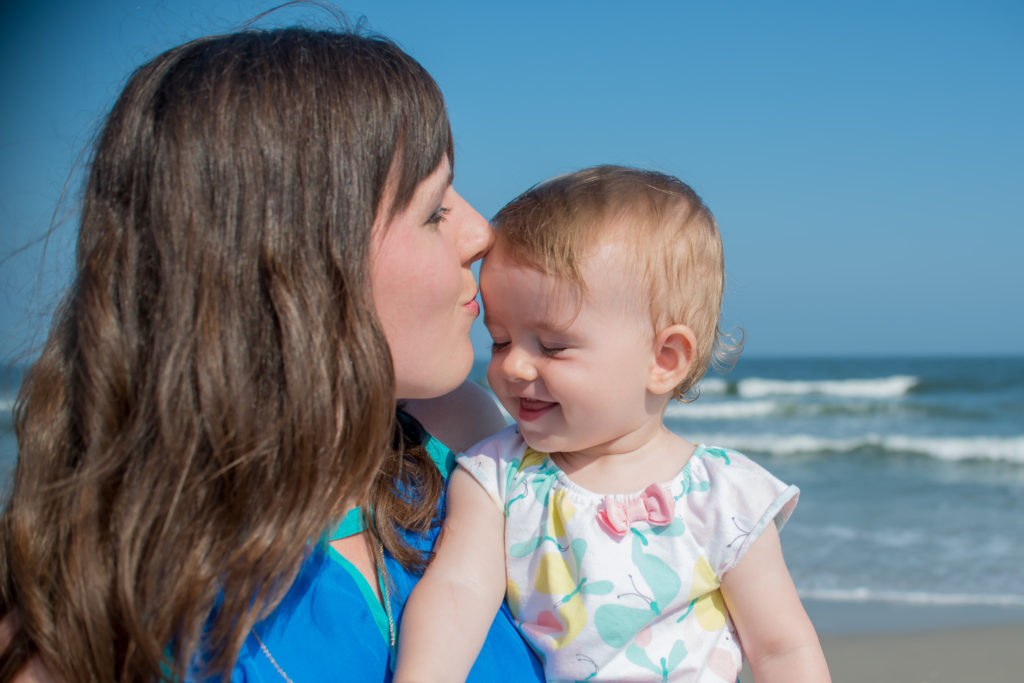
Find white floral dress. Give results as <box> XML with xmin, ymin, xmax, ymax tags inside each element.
<box><xmin>457</xmin><ymin>425</ymin><xmax>799</xmax><ymax>682</ymax></box>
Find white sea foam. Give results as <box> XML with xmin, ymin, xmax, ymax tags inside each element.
<box><xmin>737</xmin><ymin>375</ymin><xmax>918</xmax><ymax>399</ymax></box>
<box><xmin>882</xmin><ymin>435</ymin><xmax>1024</xmax><ymax>463</ymax></box>
<box><xmin>799</xmin><ymin>587</ymin><xmax>1024</xmax><ymax>608</ymax></box>
<box><xmin>809</xmin><ymin>524</ymin><xmax>928</xmax><ymax>548</ymax></box>
<box><xmin>685</xmin><ymin>433</ymin><xmax>1024</xmax><ymax>464</ymax></box>
<box><xmin>664</xmin><ymin>400</ymin><xmax>779</xmax><ymax>420</ymax></box>
<box><xmin>696</xmin><ymin>378</ymin><xmax>729</xmax><ymax>396</ymax></box>
<box><xmin>666</xmin><ymin>398</ymin><xmax>892</xmax><ymax>420</ymax></box>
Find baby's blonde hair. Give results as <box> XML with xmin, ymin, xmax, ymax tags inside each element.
<box><xmin>491</xmin><ymin>165</ymin><xmax>741</xmax><ymax>399</ymax></box>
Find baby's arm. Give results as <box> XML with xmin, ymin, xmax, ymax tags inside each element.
<box><xmin>393</xmin><ymin>466</ymin><xmax>507</xmax><ymax>683</ymax></box>
<box><xmin>721</xmin><ymin>522</ymin><xmax>831</xmax><ymax>683</ymax></box>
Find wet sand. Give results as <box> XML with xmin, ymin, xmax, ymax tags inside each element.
<box><xmin>741</xmin><ymin>599</ymin><xmax>1024</xmax><ymax>682</ymax></box>
<box><xmin>815</xmin><ymin>624</ymin><xmax>1023</xmax><ymax>681</ymax></box>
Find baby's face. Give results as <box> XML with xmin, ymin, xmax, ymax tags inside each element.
<box><xmin>480</xmin><ymin>239</ymin><xmax>662</xmax><ymax>457</ymax></box>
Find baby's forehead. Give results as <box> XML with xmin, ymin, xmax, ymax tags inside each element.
<box><xmin>486</xmin><ymin>240</ymin><xmax>647</xmax><ymax>320</ymax></box>
<box><xmin>488</xmin><ymin>222</ymin><xmax>638</xmax><ymax>268</ymax></box>
<box><xmin>491</xmin><ymin>227</ymin><xmax>645</xmax><ymax>286</ymax></box>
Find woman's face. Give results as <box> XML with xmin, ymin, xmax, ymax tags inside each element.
<box><xmin>371</xmin><ymin>157</ymin><xmax>492</xmax><ymax>399</ymax></box>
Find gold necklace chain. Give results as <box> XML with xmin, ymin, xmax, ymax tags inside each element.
<box><xmin>374</xmin><ymin>540</ymin><xmax>397</xmax><ymax>648</ymax></box>
<box><xmin>252</xmin><ymin>629</ymin><xmax>295</xmax><ymax>683</ymax></box>
<box><xmin>253</xmin><ymin>541</ymin><xmax>396</xmax><ymax>680</ymax></box>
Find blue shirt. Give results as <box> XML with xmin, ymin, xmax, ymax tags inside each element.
<box><xmin>205</xmin><ymin>416</ymin><xmax>544</xmax><ymax>682</ymax></box>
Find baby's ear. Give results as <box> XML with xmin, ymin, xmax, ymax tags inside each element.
<box><xmin>647</xmin><ymin>324</ymin><xmax>697</xmax><ymax>395</ymax></box>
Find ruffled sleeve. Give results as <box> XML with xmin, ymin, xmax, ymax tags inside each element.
<box><xmin>681</xmin><ymin>446</ymin><xmax>799</xmax><ymax>576</ymax></box>
<box><xmin>455</xmin><ymin>424</ymin><xmax>527</xmax><ymax>516</ymax></box>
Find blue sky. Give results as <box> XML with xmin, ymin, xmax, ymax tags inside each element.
<box><xmin>2</xmin><ymin>0</ymin><xmax>1022</xmax><ymax>362</ymax></box>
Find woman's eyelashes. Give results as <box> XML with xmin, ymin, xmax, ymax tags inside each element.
<box><xmin>426</xmin><ymin>206</ymin><xmax>450</xmax><ymax>226</ymax></box>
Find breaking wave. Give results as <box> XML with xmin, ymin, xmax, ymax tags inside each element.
<box><xmin>687</xmin><ymin>433</ymin><xmax>1024</xmax><ymax>464</ymax></box>
<box><xmin>736</xmin><ymin>375</ymin><xmax>919</xmax><ymax>399</ymax></box>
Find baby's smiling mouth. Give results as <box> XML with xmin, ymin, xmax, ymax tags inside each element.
<box><xmin>517</xmin><ymin>397</ymin><xmax>556</xmax><ymax>421</ymax></box>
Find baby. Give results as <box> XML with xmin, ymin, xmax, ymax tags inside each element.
<box><xmin>395</xmin><ymin>166</ymin><xmax>830</xmax><ymax>682</ymax></box>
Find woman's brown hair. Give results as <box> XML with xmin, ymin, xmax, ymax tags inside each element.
<box><xmin>0</xmin><ymin>26</ymin><xmax>450</xmax><ymax>681</ymax></box>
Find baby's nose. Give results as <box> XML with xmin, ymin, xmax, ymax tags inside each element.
<box><xmin>501</xmin><ymin>346</ymin><xmax>538</xmax><ymax>383</ymax></box>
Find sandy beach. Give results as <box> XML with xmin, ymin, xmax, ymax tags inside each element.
<box><xmin>741</xmin><ymin>600</ymin><xmax>1024</xmax><ymax>682</ymax></box>
<box><xmin>817</xmin><ymin>624</ymin><xmax>1023</xmax><ymax>682</ymax></box>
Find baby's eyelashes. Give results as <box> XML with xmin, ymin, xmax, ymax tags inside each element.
<box><xmin>489</xmin><ymin>340</ymin><xmax>566</xmax><ymax>356</ymax></box>
<box><xmin>538</xmin><ymin>343</ymin><xmax>567</xmax><ymax>356</ymax></box>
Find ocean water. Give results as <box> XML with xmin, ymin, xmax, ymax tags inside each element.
<box><xmin>661</xmin><ymin>356</ymin><xmax>1024</xmax><ymax>611</ymax></box>
<box><xmin>3</xmin><ymin>356</ymin><xmax>1023</xmax><ymax>614</ymax></box>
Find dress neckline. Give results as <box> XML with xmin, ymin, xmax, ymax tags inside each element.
<box><xmin>534</xmin><ymin>443</ymin><xmax>706</xmax><ymax>502</ymax></box>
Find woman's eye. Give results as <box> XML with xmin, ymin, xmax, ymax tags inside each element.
<box><xmin>490</xmin><ymin>340</ymin><xmax>510</xmax><ymax>352</ymax></box>
<box><xmin>426</xmin><ymin>206</ymin><xmax>450</xmax><ymax>226</ymax></box>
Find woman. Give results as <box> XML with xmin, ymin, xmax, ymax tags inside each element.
<box><xmin>0</xmin><ymin>27</ymin><xmax>543</xmax><ymax>682</ymax></box>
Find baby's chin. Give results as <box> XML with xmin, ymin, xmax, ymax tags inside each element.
<box><xmin>516</xmin><ymin>429</ymin><xmax>581</xmax><ymax>457</ymax></box>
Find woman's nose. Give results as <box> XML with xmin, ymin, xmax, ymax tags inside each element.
<box><xmin>452</xmin><ymin>190</ymin><xmax>493</xmax><ymax>265</ymax></box>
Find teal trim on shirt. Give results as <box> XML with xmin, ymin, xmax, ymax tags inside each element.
<box><xmin>328</xmin><ymin>414</ymin><xmax>457</xmax><ymax>542</ymax></box>
<box><xmin>321</xmin><ymin>412</ymin><xmax>459</xmax><ymax>646</ymax></box>
<box><xmin>423</xmin><ymin>425</ymin><xmax>458</xmax><ymax>476</ymax></box>
<box><xmin>325</xmin><ymin>543</ymin><xmax>392</xmax><ymax>645</ymax></box>
<box><xmin>331</xmin><ymin>506</ymin><xmax>364</xmax><ymax>539</ymax></box>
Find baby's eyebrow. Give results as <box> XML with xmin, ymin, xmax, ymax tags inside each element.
<box><xmin>482</xmin><ymin>311</ymin><xmax>576</xmax><ymax>335</ymax></box>
<box><xmin>503</xmin><ymin>319</ymin><xmax>575</xmax><ymax>336</ymax></box>
<box><xmin>531</xmin><ymin>319</ymin><xmax>574</xmax><ymax>334</ymax></box>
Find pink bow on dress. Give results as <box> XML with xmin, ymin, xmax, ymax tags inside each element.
<box><xmin>596</xmin><ymin>483</ymin><xmax>676</xmax><ymax>539</ymax></box>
